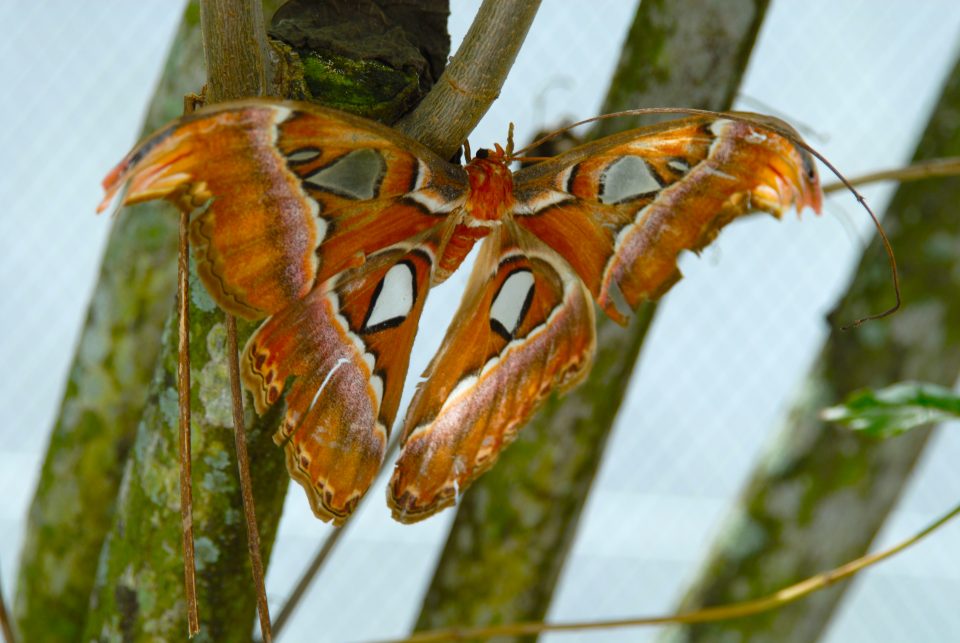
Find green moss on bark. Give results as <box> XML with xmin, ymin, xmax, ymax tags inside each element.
<box><xmin>82</xmin><ymin>261</ymin><xmax>289</xmax><ymax>641</ymax></box>
<box><xmin>300</xmin><ymin>52</ymin><xmax>420</xmax><ymax>119</ymax></box>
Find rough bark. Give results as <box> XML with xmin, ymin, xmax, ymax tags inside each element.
<box><xmin>81</xmin><ymin>306</ymin><xmax>290</xmax><ymax>642</ymax></box>
<box><xmin>14</xmin><ymin>9</ymin><xmax>204</xmax><ymax>641</ymax></box>
<box><xmin>414</xmin><ymin>1</ymin><xmax>770</xmax><ymax>638</ymax></box>
<box><xmin>200</xmin><ymin>0</ymin><xmax>272</xmax><ymax>101</ymax></box>
<box><xmin>662</xmin><ymin>47</ymin><xmax>960</xmax><ymax>643</ymax></box>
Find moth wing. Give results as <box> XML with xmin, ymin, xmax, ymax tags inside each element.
<box><xmin>242</xmin><ymin>225</ymin><xmax>449</xmax><ymax>524</ymax></box>
<box><xmin>388</xmin><ymin>222</ymin><xmax>595</xmax><ymax>523</ymax></box>
<box><xmin>512</xmin><ymin>113</ymin><xmax>823</xmax><ymax>323</ymax></box>
<box><xmin>100</xmin><ymin>99</ymin><xmax>466</xmax><ymax>319</ymax></box>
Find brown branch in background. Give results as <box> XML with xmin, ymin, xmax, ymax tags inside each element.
<box><xmin>386</xmin><ymin>500</ymin><xmax>960</xmax><ymax>642</ymax></box>
<box><xmin>822</xmin><ymin>156</ymin><xmax>960</xmax><ymax>193</ymax></box>
<box><xmin>176</xmin><ymin>206</ymin><xmax>199</xmax><ymax>637</ymax></box>
<box><xmin>397</xmin><ymin>0</ymin><xmax>542</xmax><ymax>158</ymax></box>
<box><xmin>226</xmin><ymin>316</ymin><xmax>273</xmax><ymax>643</ymax></box>
<box><xmin>269</xmin><ymin>438</ymin><xmax>401</xmax><ymax>640</ymax></box>
<box><xmin>1</xmin><ymin>563</ymin><xmax>15</xmax><ymax>643</ymax></box>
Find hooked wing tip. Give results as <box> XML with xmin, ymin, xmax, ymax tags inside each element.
<box><xmin>96</xmin><ymin>122</ymin><xmax>185</xmax><ymax>214</ymax></box>
<box><xmin>97</xmin><ymin>159</ymin><xmax>130</xmax><ymax>214</ymax></box>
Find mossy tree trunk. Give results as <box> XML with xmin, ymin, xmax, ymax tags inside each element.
<box><xmin>81</xmin><ymin>2</ymin><xmax>287</xmax><ymax>639</ymax></box>
<box><xmin>21</xmin><ymin>1</ymin><xmax>448</xmax><ymax>641</ymax></box>
<box><xmin>661</xmin><ymin>47</ymin><xmax>960</xmax><ymax>643</ymax></box>
<box><xmin>414</xmin><ymin>1</ymin><xmax>770</xmax><ymax>637</ymax></box>
<box><xmin>14</xmin><ymin>7</ymin><xmax>205</xmax><ymax>641</ymax></box>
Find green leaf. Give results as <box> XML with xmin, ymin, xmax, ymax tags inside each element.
<box><xmin>821</xmin><ymin>381</ymin><xmax>960</xmax><ymax>438</ymax></box>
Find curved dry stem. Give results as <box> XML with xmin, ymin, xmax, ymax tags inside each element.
<box><xmin>269</xmin><ymin>437</ymin><xmax>403</xmax><ymax>640</ymax></box>
<box><xmin>225</xmin><ymin>315</ymin><xmax>273</xmax><ymax>642</ymax></box>
<box><xmin>397</xmin><ymin>0</ymin><xmax>541</xmax><ymax>158</ymax></box>
<box><xmin>823</xmin><ymin>156</ymin><xmax>960</xmax><ymax>193</ymax></box>
<box><xmin>0</xmin><ymin>562</ymin><xmax>14</xmax><ymax>643</ymax></box>
<box><xmin>383</xmin><ymin>500</ymin><xmax>960</xmax><ymax>642</ymax></box>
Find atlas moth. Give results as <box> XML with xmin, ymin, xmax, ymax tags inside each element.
<box><xmin>98</xmin><ymin>99</ymin><xmax>821</xmax><ymax>525</ymax></box>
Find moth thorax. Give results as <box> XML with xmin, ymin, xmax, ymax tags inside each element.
<box><xmin>464</xmin><ymin>155</ymin><xmax>515</xmax><ymax>222</ymax></box>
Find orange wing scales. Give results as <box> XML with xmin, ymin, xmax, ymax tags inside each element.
<box><xmin>514</xmin><ymin>116</ymin><xmax>822</xmax><ymax>323</ymax></box>
<box><xmin>102</xmin><ymin>106</ymin><xmax>324</xmax><ymax>318</ymax></box>
<box><xmin>100</xmin><ymin>101</ymin><xmax>466</xmax><ymax>320</ymax></box>
<box><xmin>389</xmin><ymin>225</ymin><xmax>596</xmax><ymax>522</ymax></box>
<box><xmin>100</xmin><ymin>101</ymin><xmax>822</xmax><ymax>525</ymax></box>
<box><xmin>242</xmin><ymin>236</ymin><xmax>439</xmax><ymax>524</ymax></box>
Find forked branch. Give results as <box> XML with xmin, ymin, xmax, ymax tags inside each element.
<box><xmin>397</xmin><ymin>0</ymin><xmax>541</xmax><ymax>158</ymax></box>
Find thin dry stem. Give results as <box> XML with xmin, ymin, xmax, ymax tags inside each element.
<box><xmin>177</xmin><ymin>207</ymin><xmax>199</xmax><ymax>638</ymax></box>
<box><xmin>823</xmin><ymin>156</ymin><xmax>960</xmax><ymax>193</ymax></box>
<box><xmin>0</xmin><ymin>563</ymin><xmax>15</xmax><ymax>643</ymax></box>
<box><xmin>225</xmin><ymin>315</ymin><xmax>273</xmax><ymax>643</ymax></box>
<box><xmin>385</xmin><ymin>501</ymin><xmax>960</xmax><ymax>642</ymax></box>
<box><xmin>270</xmin><ymin>438</ymin><xmax>402</xmax><ymax>639</ymax></box>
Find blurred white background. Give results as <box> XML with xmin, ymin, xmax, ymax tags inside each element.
<box><xmin>1</xmin><ymin>1</ymin><xmax>959</xmax><ymax>641</ymax></box>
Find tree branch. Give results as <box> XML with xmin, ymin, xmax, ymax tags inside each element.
<box><xmin>200</xmin><ymin>0</ymin><xmax>271</xmax><ymax>102</ymax></box>
<box><xmin>397</xmin><ymin>0</ymin><xmax>541</xmax><ymax>158</ymax></box>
